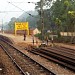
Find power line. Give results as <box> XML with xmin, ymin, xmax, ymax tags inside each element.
<box><xmin>8</xmin><ymin>2</ymin><xmax>37</xmax><ymax>5</ymax></box>
<box><xmin>0</xmin><ymin>11</ymin><xmax>23</xmax><ymax>13</ymax></box>
<box><xmin>8</xmin><ymin>2</ymin><xmax>26</xmax><ymax>3</ymax></box>
<box><xmin>8</xmin><ymin>2</ymin><xmax>37</xmax><ymax>18</ymax></box>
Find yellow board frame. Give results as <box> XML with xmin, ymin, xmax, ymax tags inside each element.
<box><xmin>15</xmin><ymin>22</ymin><xmax>29</xmax><ymax>35</ymax></box>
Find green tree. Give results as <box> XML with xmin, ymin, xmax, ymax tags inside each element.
<box><xmin>35</xmin><ymin>0</ymin><xmax>75</xmax><ymax>42</ymax></box>
<box><xmin>26</xmin><ymin>15</ymin><xmax>39</xmax><ymax>28</ymax></box>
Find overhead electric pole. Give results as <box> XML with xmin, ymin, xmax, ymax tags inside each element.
<box><xmin>2</xmin><ymin>19</ymin><xmax>4</xmax><ymax>33</ymax></box>
<box><xmin>40</xmin><ymin>0</ymin><xmax>44</xmax><ymax>42</ymax></box>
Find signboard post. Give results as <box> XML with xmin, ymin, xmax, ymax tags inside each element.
<box><xmin>15</xmin><ymin>22</ymin><xmax>29</xmax><ymax>36</ymax></box>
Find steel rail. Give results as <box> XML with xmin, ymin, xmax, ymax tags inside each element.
<box><xmin>47</xmin><ymin>47</ymin><xmax>75</xmax><ymax>59</ymax></box>
<box><xmin>41</xmin><ymin>48</ymin><xmax>75</xmax><ymax>62</ymax></box>
<box><xmin>0</xmin><ymin>37</ymin><xmax>55</xmax><ymax>75</ymax></box>
<box><xmin>30</xmin><ymin>48</ymin><xmax>75</xmax><ymax>72</ymax></box>
<box><xmin>0</xmin><ymin>44</ymin><xmax>27</xmax><ymax>75</ymax></box>
<box><xmin>55</xmin><ymin>46</ymin><xmax>75</xmax><ymax>53</ymax></box>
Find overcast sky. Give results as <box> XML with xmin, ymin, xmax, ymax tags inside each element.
<box><xmin>0</xmin><ymin>0</ymin><xmax>40</xmax><ymax>23</ymax></box>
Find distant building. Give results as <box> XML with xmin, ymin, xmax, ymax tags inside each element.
<box><xmin>29</xmin><ymin>28</ymin><xmax>41</xmax><ymax>35</ymax></box>
<box><xmin>60</xmin><ymin>32</ymin><xmax>75</xmax><ymax>36</ymax></box>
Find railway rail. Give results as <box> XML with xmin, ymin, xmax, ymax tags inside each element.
<box><xmin>47</xmin><ymin>46</ymin><xmax>75</xmax><ymax>59</ymax></box>
<box><xmin>0</xmin><ymin>37</ymin><xmax>55</xmax><ymax>75</ymax></box>
<box><xmin>0</xmin><ymin>45</ymin><xmax>22</xmax><ymax>75</ymax></box>
<box><xmin>55</xmin><ymin>46</ymin><xmax>75</xmax><ymax>53</ymax></box>
<box><xmin>29</xmin><ymin>47</ymin><xmax>75</xmax><ymax>72</ymax></box>
<box><xmin>0</xmin><ymin>45</ymin><xmax>26</xmax><ymax>75</ymax></box>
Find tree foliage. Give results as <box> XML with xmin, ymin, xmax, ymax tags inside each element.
<box><xmin>7</xmin><ymin>11</ymin><xmax>38</xmax><ymax>30</ymax></box>
<box><xmin>35</xmin><ymin>0</ymin><xmax>75</xmax><ymax>36</ymax></box>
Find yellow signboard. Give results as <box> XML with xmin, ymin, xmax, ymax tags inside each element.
<box><xmin>15</xmin><ymin>22</ymin><xmax>29</xmax><ymax>35</ymax></box>
<box><xmin>15</xmin><ymin>22</ymin><xmax>28</xmax><ymax>30</ymax></box>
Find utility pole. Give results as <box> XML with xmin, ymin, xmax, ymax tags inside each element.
<box><xmin>40</xmin><ymin>0</ymin><xmax>44</xmax><ymax>42</ymax></box>
<box><xmin>2</xmin><ymin>19</ymin><xmax>4</xmax><ymax>33</ymax></box>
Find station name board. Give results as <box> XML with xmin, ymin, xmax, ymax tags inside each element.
<box><xmin>15</xmin><ymin>22</ymin><xmax>29</xmax><ymax>35</ymax></box>
<box><xmin>15</xmin><ymin>22</ymin><xmax>29</xmax><ymax>30</ymax></box>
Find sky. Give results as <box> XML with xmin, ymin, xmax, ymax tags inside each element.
<box><xmin>0</xmin><ymin>0</ymin><xmax>40</xmax><ymax>24</ymax></box>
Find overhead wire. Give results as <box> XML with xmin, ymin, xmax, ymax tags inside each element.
<box><xmin>8</xmin><ymin>2</ymin><xmax>37</xmax><ymax>18</ymax></box>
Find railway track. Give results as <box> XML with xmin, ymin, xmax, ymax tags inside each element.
<box><xmin>50</xmin><ymin>46</ymin><xmax>75</xmax><ymax>61</ymax></box>
<box><xmin>47</xmin><ymin>46</ymin><xmax>75</xmax><ymax>59</ymax></box>
<box><xmin>0</xmin><ymin>45</ymin><xmax>22</xmax><ymax>75</ymax></box>
<box><xmin>0</xmin><ymin>37</ymin><xmax>55</xmax><ymax>75</ymax></box>
<box><xmin>29</xmin><ymin>47</ymin><xmax>75</xmax><ymax>72</ymax></box>
<box><xmin>55</xmin><ymin>46</ymin><xmax>75</xmax><ymax>53</ymax></box>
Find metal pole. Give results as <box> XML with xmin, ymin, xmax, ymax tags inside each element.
<box><xmin>2</xmin><ymin>19</ymin><xmax>3</xmax><ymax>33</ymax></box>
<box><xmin>40</xmin><ymin>0</ymin><xmax>44</xmax><ymax>42</ymax></box>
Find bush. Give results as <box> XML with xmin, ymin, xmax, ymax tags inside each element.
<box><xmin>34</xmin><ymin>33</ymin><xmax>42</xmax><ymax>40</ymax></box>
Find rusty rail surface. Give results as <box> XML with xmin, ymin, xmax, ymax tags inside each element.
<box><xmin>30</xmin><ymin>47</ymin><xmax>75</xmax><ymax>72</ymax></box>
